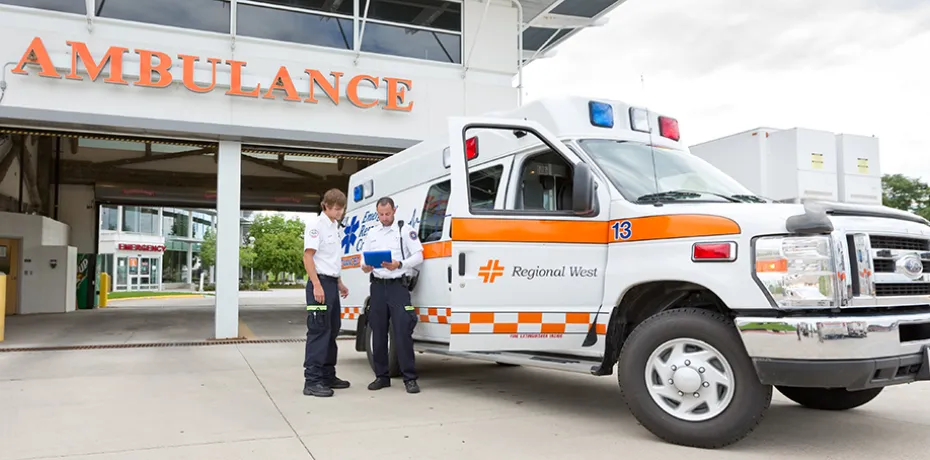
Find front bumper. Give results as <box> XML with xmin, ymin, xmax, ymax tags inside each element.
<box><xmin>734</xmin><ymin>311</ymin><xmax>930</xmax><ymax>390</ymax></box>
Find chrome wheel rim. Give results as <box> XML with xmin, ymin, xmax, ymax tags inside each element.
<box><xmin>644</xmin><ymin>338</ymin><xmax>735</xmax><ymax>422</ymax></box>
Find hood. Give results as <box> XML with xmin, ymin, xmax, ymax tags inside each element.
<box><xmin>784</xmin><ymin>201</ymin><xmax>930</xmax><ymax>234</ymax></box>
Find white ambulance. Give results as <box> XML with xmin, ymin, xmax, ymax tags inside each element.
<box><xmin>337</xmin><ymin>96</ymin><xmax>930</xmax><ymax>449</ymax></box>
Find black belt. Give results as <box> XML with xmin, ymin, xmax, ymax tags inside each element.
<box><xmin>319</xmin><ymin>274</ymin><xmax>339</xmax><ymax>282</ymax></box>
<box><xmin>370</xmin><ymin>274</ymin><xmax>404</xmax><ymax>284</ymax></box>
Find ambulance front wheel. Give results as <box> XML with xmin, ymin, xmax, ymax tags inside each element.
<box><xmin>618</xmin><ymin>308</ymin><xmax>772</xmax><ymax>449</ymax></box>
<box><xmin>364</xmin><ymin>318</ymin><xmax>401</xmax><ymax>378</ymax></box>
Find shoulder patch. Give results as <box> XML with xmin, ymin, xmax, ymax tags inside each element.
<box><xmin>309</xmin><ymin>229</ymin><xmax>319</xmax><ymax>238</ymax></box>
<box><xmin>409</xmin><ymin>230</ymin><xmax>417</xmax><ymax>240</ymax></box>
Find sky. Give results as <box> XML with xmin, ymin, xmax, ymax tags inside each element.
<box><xmin>520</xmin><ymin>0</ymin><xmax>930</xmax><ymax>182</ymax></box>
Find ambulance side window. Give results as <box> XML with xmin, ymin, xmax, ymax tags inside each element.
<box><xmin>418</xmin><ymin>165</ymin><xmax>505</xmax><ymax>242</ymax></box>
<box><xmin>511</xmin><ymin>149</ymin><xmax>575</xmax><ymax>213</ymax></box>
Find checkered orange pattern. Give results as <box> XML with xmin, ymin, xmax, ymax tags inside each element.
<box><xmin>341</xmin><ymin>306</ymin><xmax>610</xmax><ymax>335</ymax></box>
<box><xmin>450</xmin><ymin>311</ymin><xmax>610</xmax><ymax>335</ymax></box>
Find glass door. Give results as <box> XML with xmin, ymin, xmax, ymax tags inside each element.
<box><xmin>116</xmin><ymin>257</ymin><xmax>129</xmax><ymax>291</ymax></box>
<box><xmin>128</xmin><ymin>257</ymin><xmax>140</xmax><ymax>290</ymax></box>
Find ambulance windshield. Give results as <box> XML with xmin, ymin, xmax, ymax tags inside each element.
<box><xmin>577</xmin><ymin>139</ymin><xmax>765</xmax><ymax>204</ymax></box>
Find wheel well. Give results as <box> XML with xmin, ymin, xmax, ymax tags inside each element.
<box><xmin>593</xmin><ymin>281</ymin><xmax>731</xmax><ymax>376</ymax></box>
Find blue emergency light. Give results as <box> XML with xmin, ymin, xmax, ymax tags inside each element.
<box><xmin>353</xmin><ymin>185</ymin><xmax>364</xmax><ymax>202</ymax></box>
<box><xmin>588</xmin><ymin>101</ymin><xmax>614</xmax><ymax>128</ymax></box>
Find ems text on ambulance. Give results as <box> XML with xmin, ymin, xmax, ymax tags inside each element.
<box><xmin>337</xmin><ymin>96</ymin><xmax>930</xmax><ymax>449</ymax></box>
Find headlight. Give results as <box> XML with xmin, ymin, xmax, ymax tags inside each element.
<box><xmin>754</xmin><ymin>235</ymin><xmax>838</xmax><ymax>308</ymax></box>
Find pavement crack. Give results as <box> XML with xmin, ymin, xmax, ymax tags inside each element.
<box><xmin>14</xmin><ymin>435</ymin><xmax>296</xmax><ymax>460</ymax></box>
<box><xmin>236</xmin><ymin>344</ymin><xmax>316</xmax><ymax>460</ymax></box>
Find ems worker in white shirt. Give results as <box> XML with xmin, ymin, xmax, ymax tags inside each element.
<box><xmin>302</xmin><ymin>188</ymin><xmax>351</xmax><ymax>397</ymax></box>
<box><xmin>361</xmin><ymin>197</ymin><xmax>424</xmax><ymax>394</ymax></box>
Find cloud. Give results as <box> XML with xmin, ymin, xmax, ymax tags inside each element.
<box><xmin>522</xmin><ymin>0</ymin><xmax>930</xmax><ymax>182</ymax></box>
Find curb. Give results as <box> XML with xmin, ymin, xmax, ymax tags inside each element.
<box><xmin>107</xmin><ymin>294</ymin><xmax>211</xmax><ymax>302</ymax></box>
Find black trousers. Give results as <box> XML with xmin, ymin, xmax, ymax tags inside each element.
<box><xmin>369</xmin><ymin>277</ymin><xmax>418</xmax><ymax>382</ymax></box>
<box><xmin>304</xmin><ymin>275</ymin><xmax>342</xmax><ymax>385</ymax></box>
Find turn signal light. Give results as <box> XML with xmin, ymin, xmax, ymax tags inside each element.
<box><xmin>756</xmin><ymin>258</ymin><xmax>789</xmax><ymax>272</ymax></box>
<box><xmin>692</xmin><ymin>242</ymin><xmax>737</xmax><ymax>262</ymax></box>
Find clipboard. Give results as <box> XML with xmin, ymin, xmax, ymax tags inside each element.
<box><xmin>363</xmin><ymin>250</ymin><xmax>393</xmax><ymax>267</ymax></box>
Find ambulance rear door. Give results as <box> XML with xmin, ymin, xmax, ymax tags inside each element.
<box><xmin>446</xmin><ymin>117</ymin><xmax>608</xmax><ymax>352</ymax></box>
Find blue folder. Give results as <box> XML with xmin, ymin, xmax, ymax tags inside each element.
<box><xmin>363</xmin><ymin>250</ymin><xmax>393</xmax><ymax>267</ymax></box>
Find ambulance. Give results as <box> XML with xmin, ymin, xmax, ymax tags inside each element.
<box><xmin>337</xmin><ymin>96</ymin><xmax>930</xmax><ymax>449</ymax></box>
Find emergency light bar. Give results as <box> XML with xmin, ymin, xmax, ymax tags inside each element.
<box><xmin>442</xmin><ymin>136</ymin><xmax>479</xmax><ymax>168</ymax></box>
<box><xmin>589</xmin><ymin>101</ymin><xmax>614</xmax><ymax>128</ymax></box>
<box><xmin>352</xmin><ymin>179</ymin><xmax>374</xmax><ymax>202</ymax></box>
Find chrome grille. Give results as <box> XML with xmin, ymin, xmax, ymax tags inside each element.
<box><xmin>845</xmin><ymin>232</ymin><xmax>930</xmax><ymax>306</ymax></box>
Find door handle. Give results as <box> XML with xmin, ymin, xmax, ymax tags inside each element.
<box><xmin>458</xmin><ymin>253</ymin><xmax>466</xmax><ymax>276</ymax></box>
<box><xmin>447</xmin><ymin>265</ymin><xmax>452</xmax><ymax>283</ymax></box>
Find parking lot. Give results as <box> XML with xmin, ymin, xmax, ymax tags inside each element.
<box><xmin>2</xmin><ymin>337</ymin><xmax>929</xmax><ymax>460</ymax></box>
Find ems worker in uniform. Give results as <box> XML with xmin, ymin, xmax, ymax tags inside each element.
<box><xmin>302</xmin><ymin>188</ymin><xmax>351</xmax><ymax>397</ymax></box>
<box><xmin>362</xmin><ymin>197</ymin><xmax>424</xmax><ymax>394</ymax></box>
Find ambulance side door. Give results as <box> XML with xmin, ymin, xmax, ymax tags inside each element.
<box><xmin>447</xmin><ymin>117</ymin><xmax>607</xmax><ymax>352</ymax></box>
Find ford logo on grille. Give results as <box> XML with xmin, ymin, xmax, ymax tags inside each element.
<box><xmin>897</xmin><ymin>254</ymin><xmax>924</xmax><ymax>280</ymax></box>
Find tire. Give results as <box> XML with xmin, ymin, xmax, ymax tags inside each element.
<box><xmin>365</xmin><ymin>318</ymin><xmax>401</xmax><ymax>378</ymax></box>
<box><xmin>776</xmin><ymin>386</ymin><xmax>883</xmax><ymax>411</ymax></box>
<box><xmin>496</xmin><ymin>362</ymin><xmax>520</xmax><ymax>367</ymax></box>
<box><xmin>618</xmin><ymin>308</ymin><xmax>772</xmax><ymax>449</ymax></box>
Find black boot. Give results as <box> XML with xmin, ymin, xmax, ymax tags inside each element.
<box><xmin>367</xmin><ymin>378</ymin><xmax>391</xmax><ymax>390</ymax></box>
<box><xmin>404</xmin><ymin>380</ymin><xmax>420</xmax><ymax>394</ymax></box>
<box><xmin>328</xmin><ymin>377</ymin><xmax>351</xmax><ymax>389</ymax></box>
<box><xmin>303</xmin><ymin>382</ymin><xmax>334</xmax><ymax>397</ymax></box>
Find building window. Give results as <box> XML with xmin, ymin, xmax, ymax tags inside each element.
<box><xmin>0</xmin><ymin>0</ymin><xmax>86</xmax><ymax>15</ymax></box>
<box><xmin>139</xmin><ymin>208</ymin><xmax>159</xmax><ymax>235</ymax></box>
<box><xmin>359</xmin><ymin>0</ymin><xmax>462</xmax><ymax>64</ymax></box>
<box><xmin>164</xmin><ymin>210</ymin><xmax>190</xmax><ymax>238</ymax></box>
<box><xmin>122</xmin><ymin>206</ymin><xmax>140</xmax><ymax>233</ymax></box>
<box><xmin>95</xmin><ymin>0</ymin><xmax>231</xmax><ymax>34</ymax></box>
<box><xmin>237</xmin><ymin>2</ymin><xmax>353</xmax><ymax>49</ymax></box>
<box><xmin>100</xmin><ymin>205</ymin><xmax>119</xmax><ymax>231</ymax></box>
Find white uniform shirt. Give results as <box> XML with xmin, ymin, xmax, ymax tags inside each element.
<box><xmin>304</xmin><ymin>212</ymin><xmax>342</xmax><ymax>277</ymax></box>
<box><xmin>366</xmin><ymin>220</ymin><xmax>424</xmax><ymax>279</ymax></box>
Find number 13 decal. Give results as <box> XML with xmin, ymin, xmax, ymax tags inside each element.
<box><xmin>612</xmin><ymin>220</ymin><xmax>632</xmax><ymax>241</ymax></box>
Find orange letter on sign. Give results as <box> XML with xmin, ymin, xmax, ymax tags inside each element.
<box><xmin>262</xmin><ymin>66</ymin><xmax>301</xmax><ymax>102</ymax></box>
<box><xmin>382</xmin><ymin>77</ymin><xmax>413</xmax><ymax>112</ymax></box>
<box><xmin>304</xmin><ymin>70</ymin><xmax>342</xmax><ymax>105</ymax></box>
<box><xmin>135</xmin><ymin>49</ymin><xmax>174</xmax><ymax>88</ymax></box>
<box><xmin>225</xmin><ymin>60</ymin><xmax>261</xmax><ymax>98</ymax></box>
<box><xmin>346</xmin><ymin>74</ymin><xmax>379</xmax><ymax>108</ymax></box>
<box><xmin>66</xmin><ymin>42</ymin><xmax>129</xmax><ymax>84</ymax></box>
<box><xmin>178</xmin><ymin>54</ymin><xmax>221</xmax><ymax>93</ymax></box>
<box><xmin>11</xmin><ymin>37</ymin><xmax>61</xmax><ymax>78</ymax></box>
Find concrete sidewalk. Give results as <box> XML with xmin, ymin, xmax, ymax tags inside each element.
<box><xmin>2</xmin><ymin>343</ymin><xmax>929</xmax><ymax>460</ymax></box>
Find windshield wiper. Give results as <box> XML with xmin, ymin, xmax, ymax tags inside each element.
<box><xmin>636</xmin><ymin>189</ymin><xmax>743</xmax><ymax>204</ymax></box>
<box><xmin>731</xmin><ymin>194</ymin><xmax>768</xmax><ymax>203</ymax></box>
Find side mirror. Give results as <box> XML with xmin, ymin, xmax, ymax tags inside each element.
<box><xmin>572</xmin><ymin>163</ymin><xmax>597</xmax><ymax>216</ymax></box>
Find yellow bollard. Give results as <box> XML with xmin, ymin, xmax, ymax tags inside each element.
<box><xmin>0</xmin><ymin>273</ymin><xmax>6</xmax><ymax>342</ymax></box>
<box><xmin>98</xmin><ymin>273</ymin><xmax>109</xmax><ymax>308</ymax></box>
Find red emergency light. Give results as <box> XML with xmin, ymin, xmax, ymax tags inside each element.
<box><xmin>659</xmin><ymin>116</ymin><xmax>680</xmax><ymax>141</ymax></box>
<box><xmin>691</xmin><ymin>242</ymin><xmax>736</xmax><ymax>262</ymax></box>
<box><xmin>466</xmin><ymin>136</ymin><xmax>479</xmax><ymax>160</ymax></box>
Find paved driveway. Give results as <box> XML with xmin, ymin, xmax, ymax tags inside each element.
<box><xmin>1</xmin><ymin>342</ymin><xmax>928</xmax><ymax>460</ymax></box>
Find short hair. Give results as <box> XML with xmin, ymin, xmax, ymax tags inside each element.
<box><xmin>321</xmin><ymin>188</ymin><xmax>347</xmax><ymax>209</ymax></box>
<box><xmin>376</xmin><ymin>197</ymin><xmax>395</xmax><ymax>209</ymax></box>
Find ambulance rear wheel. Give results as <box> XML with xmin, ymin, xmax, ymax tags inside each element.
<box><xmin>776</xmin><ymin>386</ymin><xmax>883</xmax><ymax>411</ymax></box>
<box><xmin>365</xmin><ymin>319</ymin><xmax>401</xmax><ymax>378</ymax></box>
<box><xmin>618</xmin><ymin>308</ymin><xmax>772</xmax><ymax>449</ymax></box>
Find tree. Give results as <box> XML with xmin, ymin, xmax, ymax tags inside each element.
<box><xmin>881</xmin><ymin>173</ymin><xmax>930</xmax><ymax>220</ymax></box>
<box><xmin>249</xmin><ymin>213</ymin><xmax>306</xmax><ymax>279</ymax></box>
<box><xmin>200</xmin><ymin>227</ymin><xmax>217</xmax><ymax>268</ymax></box>
<box><xmin>199</xmin><ymin>227</ymin><xmax>259</xmax><ymax>272</ymax></box>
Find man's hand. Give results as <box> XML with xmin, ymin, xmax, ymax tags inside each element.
<box><xmin>312</xmin><ymin>283</ymin><xmax>325</xmax><ymax>304</ymax></box>
<box><xmin>361</xmin><ymin>264</ymin><xmax>373</xmax><ymax>274</ymax></box>
<box><xmin>382</xmin><ymin>260</ymin><xmax>401</xmax><ymax>271</ymax></box>
<box><xmin>338</xmin><ymin>281</ymin><xmax>349</xmax><ymax>298</ymax></box>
